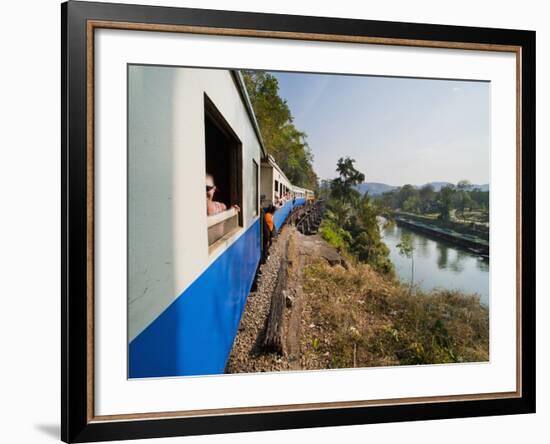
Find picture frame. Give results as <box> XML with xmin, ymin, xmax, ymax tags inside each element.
<box><xmin>61</xmin><ymin>1</ymin><xmax>536</xmax><ymax>442</ymax></box>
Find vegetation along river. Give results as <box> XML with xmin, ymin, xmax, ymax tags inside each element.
<box><xmin>381</xmin><ymin>220</ymin><xmax>489</xmax><ymax>306</ymax></box>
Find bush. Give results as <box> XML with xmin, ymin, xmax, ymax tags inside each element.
<box><xmin>302</xmin><ymin>260</ymin><xmax>489</xmax><ymax>369</ymax></box>
<box><xmin>319</xmin><ymin>219</ymin><xmax>351</xmax><ymax>251</ymax></box>
<box><xmin>321</xmin><ymin>196</ymin><xmax>394</xmax><ymax>275</ymax></box>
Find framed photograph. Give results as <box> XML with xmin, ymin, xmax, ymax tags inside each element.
<box><xmin>61</xmin><ymin>1</ymin><xmax>535</xmax><ymax>442</ymax></box>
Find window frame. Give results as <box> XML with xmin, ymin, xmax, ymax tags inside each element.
<box><xmin>252</xmin><ymin>159</ymin><xmax>259</xmax><ymax>216</ymax></box>
<box><xmin>204</xmin><ymin>93</ymin><xmax>244</xmax><ymax>251</ymax></box>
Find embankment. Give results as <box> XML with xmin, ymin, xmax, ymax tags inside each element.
<box><xmin>226</xmin><ymin>227</ymin><xmax>489</xmax><ymax>373</ymax></box>
<box><xmin>392</xmin><ymin>212</ymin><xmax>489</xmax><ymax>256</ymax></box>
<box><xmin>301</xmin><ymin>257</ymin><xmax>489</xmax><ymax>369</ymax></box>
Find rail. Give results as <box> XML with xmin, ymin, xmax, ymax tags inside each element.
<box><xmin>292</xmin><ymin>200</ymin><xmax>325</xmax><ymax>235</ymax></box>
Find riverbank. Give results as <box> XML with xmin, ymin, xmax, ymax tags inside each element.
<box><xmin>226</xmin><ymin>226</ymin><xmax>489</xmax><ymax>374</ymax></box>
<box><xmin>392</xmin><ymin>212</ymin><xmax>489</xmax><ymax>256</ymax></box>
<box><xmin>390</xmin><ymin>211</ymin><xmax>489</xmax><ymax>238</ymax></box>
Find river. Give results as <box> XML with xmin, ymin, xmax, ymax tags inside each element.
<box><xmin>380</xmin><ymin>219</ymin><xmax>489</xmax><ymax>306</ymax></box>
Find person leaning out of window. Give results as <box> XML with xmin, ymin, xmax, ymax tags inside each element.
<box><xmin>206</xmin><ymin>173</ymin><xmax>240</xmax><ymax>216</ymax></box>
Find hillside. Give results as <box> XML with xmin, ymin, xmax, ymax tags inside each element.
<box><xmin>355</xmin><ymin>182</ymin><xmax>397</xmax><ymax>195</ymax></box>
<box><xmin>355</xmin><ymin>181</ymin><xmax>489</xmax><ymax>195</ymax></box>
<box><xmin>226</xmin><ymin>225</ymin><xmax>489</xmax><ymax>373</ymax></box>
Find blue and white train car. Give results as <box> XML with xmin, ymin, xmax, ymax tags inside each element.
<box><xmin>291</xmin><ymin>185</ymin><xmax>310</xmax><ymax>207</ymax></box>
<box><xmin>127</xmin><ymin>66</ymin><xmax>265</xmax><ymax>378</ymax></box>
<box><xmin>260</xmin><ymin>155</ymin><xmax>310</xmax><ymax>231</ymax></box>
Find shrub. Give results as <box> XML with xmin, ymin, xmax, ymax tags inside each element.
<box><xmin>302</xmin><ymin>260</ymin><xmax>489</xmax><ymax>369</ymax></box>
<box><xmin>319</xmin><ymin>219</ymin><xmax>351</xmax><ymax>251</ymax></box>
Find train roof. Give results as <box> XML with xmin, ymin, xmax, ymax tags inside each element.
<box><xmin>262</xmin><ymin>155</ymin><xmax>314</xmax><ymax>194</ymax></box>
<box><xmin>292</xmin><ymin>185</ymin><xmax>314</xmax><ymax>194</ymax></box>
<box><xmin>262</xmin><ymin>154</ymin><xmax>289</xmax><ymax>183</ymax></box>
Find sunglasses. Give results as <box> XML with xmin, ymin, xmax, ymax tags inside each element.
<box><xmin>206</xmin><ymin>185</ymin><xmax>216</xmax><ymax>192</ymax></box>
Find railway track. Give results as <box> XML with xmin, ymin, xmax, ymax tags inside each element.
<box><xmin>291</xmin><ymin>200</ymin><xmax>325</xmax><ymax>235</ymax></box>
<box><xmin>263</xmin><ymin>202</ymin><xmax>325</xmax><ymax>354</ymax></box>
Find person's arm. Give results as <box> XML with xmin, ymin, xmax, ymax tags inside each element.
<box><xmin>207</xmin><ymin>200</ymin><xmax>227</xmax><ymax>216</ymax></box>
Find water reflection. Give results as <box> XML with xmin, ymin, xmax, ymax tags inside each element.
<box><xmin>416</xmin><ymin>236</ymin><xmax>430</xmax><ymax>259</ymax></box>
<box><xmin>381</xmin><ymin>221</ymin><xmax>489</xmax><ymax>306</ymax></box>
<box><xmin>436</xmin><ymin>242</ymin><xmax>449</xmax><ymax>270</ymax></box>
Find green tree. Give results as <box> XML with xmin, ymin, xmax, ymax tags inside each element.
<box><xmin>455</xmin><ymin>191</ymin><xmax>474</xmax><ymax>220</ymax></box>
<box><xmin>322</xmin><ymin>159</ymin><xmax>393</xmax><ymax>275</ymax></box>
<box><xmin>438</xmin><ymin>186</ymin><xmax>455</xmax><ymax>222</ymax></box>
<box><xmin>455</xmin><ymin>180</ymin><xmax>473</xmax><ymax>220</ymax></box>
<box><xmin>403</xmin><ymin>195</ymin><xmax>421</xmax><ymax>213</ymax></box>
<box><xmin>396</xmin><ymin>184</ymin><xmax>418</xmax><ymax>209</ymax></box>
<box><xmin>352</xmin><ymin>193</ymin><xmax>394</xmax><ymax>274</ymax></box>
<box><xmin>419</xmin><ymin>184</ymin><xmax>436</xmax><ymax>213</ymax></box>
<box><xmin>327</xmin><ymin>200</ymin><xmax>352</xmax><ymax>227</ymax></box>
<box><xmin>377</xmin><ymin>190</ymin><xmax>398</xmax><ymax>212</ymax></box>
<box><xmin>318</xmin><ymin>179</ymin><xmax>332</xmax><ymax>200</ymax></box>
<box><xmin>242</xmin><ymin>71</ymin><xmax>318</xmax><ymax>189</ymax></box>
<box><xmin>397</xmin><ymin>232</ymin><xmax>415</xmax><ymax>295</ymax></box>
<box><xmin>330</xmin><ymin>157</ymin><xmax>365</xmax><ymax>204</ymax></box>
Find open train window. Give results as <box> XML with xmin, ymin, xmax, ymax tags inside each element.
<box><xmin>252</xmin><ymin>159</ymin><xmax>259</xmax><ymax>216</ymax></box>
<box><xmin>204</xmin><ymin>94</ymin><xmax>243</xmax><ymax>249</ymax></box>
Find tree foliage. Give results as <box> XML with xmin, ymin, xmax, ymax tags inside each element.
<box><xmin>397</xmin><ymin>232</ymin><xmax>415</xmax><ymax>295</ymax></box>
<box><xmin>242</xmin><ymin>71</ymin><xmax>318</xmax><ymax>190</ymax></box>
<box><xmin>330</xmin><ymin>157</ymin><xmax>365</xmax><ymax>204</ymax></box>
<box><xmin>321</xmin><ymin>158</ymin><xmax>393</xmax><ymax>275</ymax></box>
<box><xmin>438</xmin><ymin>186</ymin><xmax>455</xmax><ymax>222</ymax></box>
<box><xmin>375</xmin><ymin>180</ymin><xmax>489</xmax><ymax>223</ymax></box>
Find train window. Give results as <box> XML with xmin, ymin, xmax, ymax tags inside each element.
<box><xmin>274</xmin><ymin>180</ymin><xmax>279</xmax><ymax>198</ymax></box>
<box><xmin>252</xmin><ymin>159</ymin><xmax>259</xmax><ymax>216</ymax></box>
<box><xmin>204</xmin><ymin>94</ymin><xmax>243</xmax><ymax>249</ymax></box>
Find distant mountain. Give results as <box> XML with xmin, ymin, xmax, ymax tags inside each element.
<box><xmin>425</xmin><ymin>181</ymin><xmax>453</xmax><ymax>192</ymax></box>
<box><xmin>426</xmin><ymin>182</ymin><xmax>490</xmax><ymax>192</ymax></box>
<box><xmin>355</xmin><ymin>181</ymin><xmax>489</xmax><ymax>195</ymax></box>
<box><xmin>355</xmin><ymin>182</ymin><xmax>398</xmax><ymax>196</ymax></box>
<box><xmin>470</xmin><ymin>183</ymin><xmax>490</xmax><ymax>192</ymax></box>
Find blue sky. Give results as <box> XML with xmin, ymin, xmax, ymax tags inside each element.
<box><xmin>270</xmin><ymin>71</ymin><xmax>490</xmax><ymax>186</ymax></box>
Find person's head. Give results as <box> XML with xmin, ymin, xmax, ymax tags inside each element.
<box><xmin>206</xmin><ymin>174</ymin><xmax>216</xmax><ymax>199</ymax></box>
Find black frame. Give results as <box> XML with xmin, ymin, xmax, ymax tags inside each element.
<box><xmin>62</xmin><ymin>1</ymin><xmax>536</xmax><ymax>442</ymax></box>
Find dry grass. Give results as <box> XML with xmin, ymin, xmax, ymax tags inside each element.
<box><xmin>301</xmin><ymin>259</ymin><xmax>489</xmax><ymax>370</ymax></box>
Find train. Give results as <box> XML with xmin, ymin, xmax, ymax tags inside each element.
<box><xmin>128</xmin><ymin>65</ymin><xmax>314</xmax><ymax>378</ymax></box>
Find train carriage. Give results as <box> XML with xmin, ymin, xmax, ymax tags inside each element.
<box><xmin>291</xmin><ymin>185</ymin><xmax>309</xmax><ymax>207</ymax></box>
<box><xmin>261</xmin><ymin>155</ymin><xmax>292</xmax><ymax>230</ymax></box>
<box><xmin>128</xmin><ymin>66</ymin><xmax>265</xmax><ymax>378</ymax></box>
<box><xmin>128</xmin><ymin>66</ymin><xmax>315</xmax><ymax>379</ymax></box>
<box><xmin>260</xmin><ymin>156</ymin><xmax>313</xmax><ymax>231</ymax></box>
